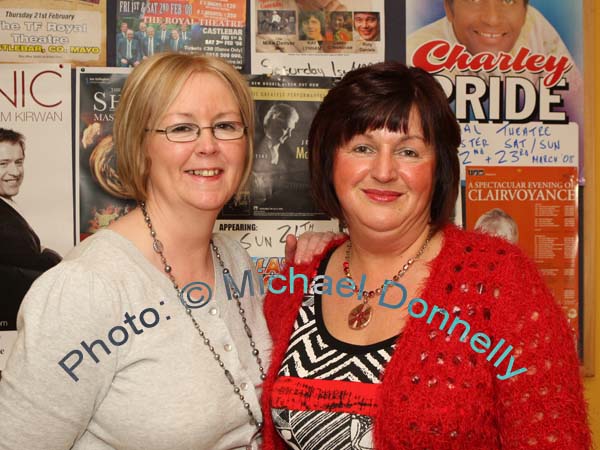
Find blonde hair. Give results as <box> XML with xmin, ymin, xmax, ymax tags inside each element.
<box><xmin>114</xmin><ymin>52</ymin><xmax>255</xmax><ymax>201</ymax></box>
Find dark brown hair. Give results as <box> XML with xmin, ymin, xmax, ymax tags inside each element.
<box><xmin>308</xmin><ymin>61</ymin><xmax>460</xmax><ymax>227</ymax></box>
<box><xmin>0</xmin><ymin>128</ymin><xmax>25</xmax><ymax>155</ymax></box>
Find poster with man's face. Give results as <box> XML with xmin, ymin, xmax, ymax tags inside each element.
<box><xmin>407</xmin><ymin>1</ymin><xmax>585</xmax><ymax>359</ymax></box>
<box><xmin>215</xmin><ymin>76</ymin><xmax>339</xmax><ymax>259</ymax></box>
<box><xmin>406</xmin><ymin>0</ymin><xmax>583</xmax><ymax>179</ymax></box>
<box><xmin>406</xmin><ymin>0</ymin><xmax>584</xmax><ymax>252</ymax></box>
<box><xmin>252</xmin><ymin>0</ymin><xmax>385</xmax><ymax>77</ymax></box>
<box><xmin>0</xmin><ymin>64</ymin><xmax>73</xmax><ymax>369</ymax></box>
<box><xmin>220</xmin><ymin>75</ymin><xmax>332</xmax><ymax>221</ymax></box>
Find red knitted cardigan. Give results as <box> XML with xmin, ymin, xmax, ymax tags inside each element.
<box><xmin>261</xmin><ymin>225</ymin><xmax>591</xmax><ymax>450</ymax></box>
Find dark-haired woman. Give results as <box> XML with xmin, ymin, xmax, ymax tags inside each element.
<box><xmin>261</xmin><ymin>62</ymin><xmax>590</xmax><ymax>449</ymax></box>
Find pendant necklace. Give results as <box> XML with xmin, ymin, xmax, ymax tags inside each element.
<box><xmin>343</xmin><ymin>230</ymin><xmax>434</xmax><ymax>330</ymax></box>
<box><xmin>140</xmin><ymin>201</ymin><xmax>265</xmax><ymax>434</ymax></box>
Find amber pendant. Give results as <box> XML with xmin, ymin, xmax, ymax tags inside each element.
<box><xmin>348</xmin><ymin>303</ymin><xmax>373</xmax><ymax>330</ymax></box>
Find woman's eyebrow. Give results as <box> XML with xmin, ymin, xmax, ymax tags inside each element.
<box><xmin>161</xmin><ymin>111</ymin><xmax>241</xmax><ymax>121</ymax></box>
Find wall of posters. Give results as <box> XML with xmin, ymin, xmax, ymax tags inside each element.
<box><xmin>0</xmin><ymin>63</ymin><xmax>72</xmax><ymax>368</ymax></box>
<box><xmin>0</xmin><ymin>0</ymin><xmax>107</xmax><ymax>66</ymax></box>
<box><xmin>465</xmin><ymin>166</ymin><xmax>580</xmax><ymax>342</ymax></box>
<box><xmin>0</xmin><ymin>0</ymin><xmax>592</xmax><ymax>373</ymax></box>
<box><xmin>0</xmin><ymin>2</ymin><xmax>597</xmax><ymax>442</ymax></box>
<box><xmin>115</xmin><ymin>0</ymin><xmax>246</xmax><ymax>69</ymax></box>
<box><xmin>76</xmin><ymin>67</ymin><xmax>135</xmax><ymax>242</ymax></box>
<box><xmin>252</xmin><ymin>0</ymin><xmax>384</xmax><ymax>77</ymax></box>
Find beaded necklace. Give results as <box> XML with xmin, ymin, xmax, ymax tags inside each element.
<box><xmin>343</xmin><ymin>230</ymin><xmax>433</xmax><ymax>330</ymax></box>
<box><xmin>140</xmin><ymin>201</ymin><xmax>265</xmax><ymax>433</ymax></box>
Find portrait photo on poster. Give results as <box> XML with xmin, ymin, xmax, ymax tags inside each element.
<box><xmin>0</xmin><ymin>64</ymin><xmax>72</xmax><ymax>359</ymax></box>
<box><xmin>0</xmin><ymin>129</ymin><xmax>62</xmax><ymax>332</ymax></box>
<box><xmin>222</xmin><ymin>100</ymin><xmax>325</xmax><ymax>220</ymax></box>
<box><xmin>220</xmin><ymin>76</ymin><xmax>332</xmax><ymax>221</ymax></box>
<box><xmin>405</xmin><ymin>0</ymin><xmax>583</xmax><ymax>128</ymax></box>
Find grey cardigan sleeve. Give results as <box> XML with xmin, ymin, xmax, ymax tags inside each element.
<box><xmin>0</xmin><ymin>262</ymin><xmax>120</xmax><ymax>450</ymax></box>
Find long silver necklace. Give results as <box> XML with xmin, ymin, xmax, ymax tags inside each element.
<box><xmin>140</xmin><ymin>201</ymin><xmax>265</xmax><ymax>431</ymax></box>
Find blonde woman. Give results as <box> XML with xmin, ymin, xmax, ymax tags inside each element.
<box><xmin>0</xmin><ymin>53</ymin><xmax>331</xmax><ymax>450</ymax></box>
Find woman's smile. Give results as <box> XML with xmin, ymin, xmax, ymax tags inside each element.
<box><xmin>362</xmin><ymin>188</ymin><xmax>403</xmax><ymax>202</ymax></box>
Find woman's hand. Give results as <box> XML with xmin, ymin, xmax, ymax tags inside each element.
<box><xmin>284</xmin><ymin>231</ymin><xmax>346</xmax><ymax>265</ymax></box>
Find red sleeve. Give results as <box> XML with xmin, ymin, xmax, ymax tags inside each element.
<box><xmin>492</xmin><ymin>251</ymin><xmax>591</xmax><ymax>449</ymax></box>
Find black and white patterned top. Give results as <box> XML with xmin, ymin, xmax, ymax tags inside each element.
<box><xmin>271</xmin><ymin>251</ymin><xmax>398</xmax><ymax>450</ymax></box>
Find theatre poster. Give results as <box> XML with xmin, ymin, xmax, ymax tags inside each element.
<box><xmin>216</xmin><ymin>75</ymin><xmax>339</xmax><ymax>258</ymax></box>
<box><xmin>407</xmin><ymin>0</ymin><xmax>584</xmax><ymax>358</ymax></box>
<box><xmin>0</xmin><ymin>64</ymin><xmax>72</xmax><ymax>369</ymax></box>
<box><xmin>406</xmin><ymin>0</ymin><xmax>583</xmax><ymax>180</ymax></box>
<box><xmin>465</xmin><ymin>166</ymin><xmax>581</xmax><ymax>352</ymax></box>
<box><xmin>115</xmin><ymin>0</ymin><xmax>247</xmax><ymax>70</ymax></box>
<box><xmin>0</xmin><ymin>0</ymin><xmax>107</xmax><ymax>66</ymax></box>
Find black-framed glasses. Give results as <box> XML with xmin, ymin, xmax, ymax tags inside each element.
<box><xmin>146</xmin><ymin>122</ymin><xmax>247</xmax><ymax>142</ymax></box>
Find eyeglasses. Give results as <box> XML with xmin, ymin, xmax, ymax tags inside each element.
<box><xmin>146</xmin><ymin>122</ymin><xmax>247</xmax><ymax>142</ymax></box>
